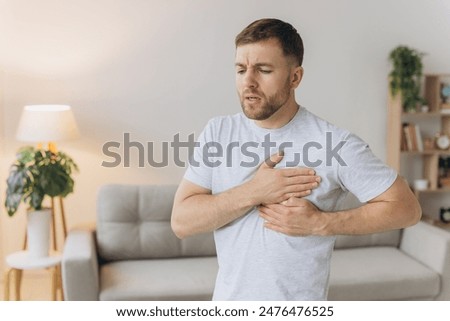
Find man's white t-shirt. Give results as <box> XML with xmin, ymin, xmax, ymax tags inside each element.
<box><xmin>184</xmin><ymin>106</ymin><xmax>397</xmax><ymax>300</ymax></box>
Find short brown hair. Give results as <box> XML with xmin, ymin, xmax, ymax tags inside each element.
<box><xmin>235</xmin><ymin>18</ymin><xmax>304</xmax><ymax>66</ymax></box>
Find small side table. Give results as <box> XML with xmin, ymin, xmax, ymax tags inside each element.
<box><xmin>4</xmin><ymin>251</ymin><xmax>63</xmax><ymax>301</ymax></box>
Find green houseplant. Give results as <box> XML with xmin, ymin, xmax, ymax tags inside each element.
<box><xmin>389</xmin><ymin>45</ymin><xmax>425</xmax><ymax>112</ymax></box>
<box><xmin>5</xmin><ymin>146</ymin><xmax>78</xmax><ymax>216</ymax></box>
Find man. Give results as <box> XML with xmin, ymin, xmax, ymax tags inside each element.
<box><xmin>171</xmin><ymin>18</ymin><xmax>421</xmax><ymax>300</ymax></box>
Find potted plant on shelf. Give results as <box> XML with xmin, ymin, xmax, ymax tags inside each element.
<box><xmin>389</xmin><ymin>45</ymin><xmax>425</xmax><ymax>113</ymax></box>
<box><xmin>5</xmin><ymin>146</ymin><xmax>78</xmax><ymax>258</ymax></box>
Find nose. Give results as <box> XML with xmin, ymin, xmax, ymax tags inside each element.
<box><xmin>241</xmin><ymin>69</ymin><xmax>258</xmax><ymax>89</ymax></box>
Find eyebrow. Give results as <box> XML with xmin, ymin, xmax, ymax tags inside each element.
<box><xmin>235</xmin><ymin>62</ymin><xmax>275</xmax><ymax>68</ymax></box>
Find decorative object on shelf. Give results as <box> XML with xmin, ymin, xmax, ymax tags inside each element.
<box><xmin>440</xmin><ymin>207</ymin><xmax>450</xmax><ymax>224</ymax></box>
<box><xmin>435</xmin><ymin>132</ymin><xmax>450</xmax><ymax>150</ymax></box>
<box><xmin>389</xmin><ymin>46</ymin><xmax>425</xmax><ymax>113</ymax></box>
<box><xmin>4</xmin><ymin>105</ymin><xmax>79</xmax><ymax>256</ymax></box>
<box><xmin>441</xmin><ymin>83</ymin><xmax>450</xmax><ymax>112</ymax></box>
<box><xmin>438</xmin><ymin>156</ymin><xmax>450</xmax><ymax>188</ymax></box>
<box><xmin>441</xmin><ymin>83</ymin><xmax>450</xmax><ymax>103</ymax></box>
<box><xmin>413</xmin><ymin>179</ymin><xmax>429</xmax><ymax>191</ymax></box>
<box><xmin>423</xmin><ymin>137</ymin><xmax>435</xmax><ymax>150</ymax></box>
<box><xmin>420</xmin><ymin>104</ymin><xmax>429</xmax><ymax>113</ymax></box>
<box><xmin>441</xmin><ymin>177</ymin><xmax>450</xmax><ymax>188</ymax></box>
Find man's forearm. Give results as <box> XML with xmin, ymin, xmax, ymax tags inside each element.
<box><xmin>171</xmin><ymin>181</ymin><xmax>257</xmax><ymax>239</ymax></box>
<box><xmin>320</xmin><ymin>197</ymin><xmax>421</xmax><ymax>236</ymax></box>
<box><xmin>321</xmin><ymin>177</ymin><xmax>421</xmax><ymax>236</ymax></box>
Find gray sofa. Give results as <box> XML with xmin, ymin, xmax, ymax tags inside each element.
<box><xmin>62</xmin><ymin>184</ymin><xmax>450</xmax><ymax>300</ymax></box>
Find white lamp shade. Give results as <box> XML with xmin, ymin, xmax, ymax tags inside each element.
<box><xmin>16</xmin><ymin>105</ymin><xmax>79</xmax><ymax>142</ymax></box>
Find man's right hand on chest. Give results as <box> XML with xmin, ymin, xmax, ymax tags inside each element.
<box><xmin>246</xmin><ymin>151</ymin><xmax>321</xmax><ymax>206</ymax></box>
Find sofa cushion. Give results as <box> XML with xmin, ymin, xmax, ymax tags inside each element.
<box><xmin>99</xmin><ymin>257</ymin><xmax>218</xmax><ymax>300</ymax></box>
<box><xmin>328</xmin><ymin>247</ymin><xmax>440</xmax><ymax>300</ymax></box>
<box><xmin>97</xmin><ymin>184</ymin><xmax>216</xmax><ymax>261</ymax></box>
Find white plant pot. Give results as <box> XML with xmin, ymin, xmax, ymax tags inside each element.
<box><xmin>27</xmin><ymin>209</ymin><xmax>51</xmax><ymax>258</ymax></box>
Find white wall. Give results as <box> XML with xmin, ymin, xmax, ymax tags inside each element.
<box><xmin>1</xmin><ymin>0</ymin><xmax>450</xmax><ymax>269</ymax></box>
<box><xmin>0</xmin><ymin>69</ymin><xmax>5</xmax><ymax>276</ymax></box>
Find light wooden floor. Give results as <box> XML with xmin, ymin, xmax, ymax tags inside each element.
<box><xmin>1</xmin><ymin>270</ymin><xmax>60</xmax><ymax>301</ymax></box>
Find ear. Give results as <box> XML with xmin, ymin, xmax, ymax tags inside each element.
<box><xmin>291</xmin><ymin>66</ymin><xmax>304</xmax><ymax>89</ymax></box>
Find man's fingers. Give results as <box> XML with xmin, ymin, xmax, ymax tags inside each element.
<box><xmin>287</xmin><ymin>190</ymin><xmax>312</xmax><ymax>198</ymax></box>
<box><xmin>260</xmin><ymin>203</ymin><xmax>286</xmax><ymax>214</ymax></box>
<box><xmin>262</xmin><ymin>151</ymin><xmax>285</xmax><ymax>168</ymax></box>
<box><xmin>286</xmin><ymin>176</ymin><xmax>320</xmax><ymax>187</ymax></box>
<box><xmin>282</xmin><ymin>182</ymin><xmax>318</xmax><ymax>197</ymax></box>
<box><xmin>281</xmin><ymin>197</ymin><xmax>311</xmax><ymax>207</ymax></box>
<box><xmin>259</xmin><ymin>206</ymin><xmax>284</xmax><ymax>223</ymax></box>
<box><xmin>280</xmin><ymin>167</ymin><xmax>315</xmax><ymax>177</ymax></box>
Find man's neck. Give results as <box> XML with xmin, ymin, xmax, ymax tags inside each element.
<box><xmin>254</xmin><ymin>100</ymin><xmax>299</xmax><ymax>129</ymax></box>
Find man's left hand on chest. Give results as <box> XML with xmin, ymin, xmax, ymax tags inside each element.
<box><xmin>258</xmin><ymin>197</ymin><xmax>327</xmax><ymax>236</ymax></box>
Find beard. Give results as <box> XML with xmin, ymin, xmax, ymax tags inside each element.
<box><xmin>240</xmin><ymin>79</ymin><xmax>291</xmax><ymax>121</ymax></box>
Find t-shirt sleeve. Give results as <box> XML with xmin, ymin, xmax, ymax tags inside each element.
<box><xmin>183</xmin><ymin>119</ymin><xmax>215</xmax><ymax>190</ymax></box>
<box><xmin>337</xmin><ymin>132</ymin><xmax>398</xmax><ymax>203</ymax></box>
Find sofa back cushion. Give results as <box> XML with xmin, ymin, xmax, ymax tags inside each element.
<box><xmin>334</xmin><ymin>229</ymin><xmax>402</xmax><ymax>249</ymax></box>
<box><xmin>96</xmin><ymin>184</ymin><xmax>216</xmax><ymax>261</ymax></box>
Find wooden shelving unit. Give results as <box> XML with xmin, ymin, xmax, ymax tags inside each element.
<box><xmin>422</xmin><ymin>214</ymin><xmax>450</xmax><ymax>231</ymax></box>
<box><xmin>387</xmin><ymin>74</ymin><xmax>450</xmax><ymax>219</ymax></box>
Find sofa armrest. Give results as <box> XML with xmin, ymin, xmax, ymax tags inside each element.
<box><xmin>62</xmin><ymin>228</ymin><xmax>100</xmax><ymax>300</ymax></box>
<box><xmin>400</xmin><ymin>221</ymin><xmax>450</xmax><ymax>300</ymax></box>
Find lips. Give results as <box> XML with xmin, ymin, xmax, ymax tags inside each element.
<box><xmin>243</xmin><ymin>91</ymin><xmax>262</xmax><ymax>101</ymax></box>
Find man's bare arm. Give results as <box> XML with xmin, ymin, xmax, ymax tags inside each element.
<box><xmin>171</xmin><ymin>152</ymin><xmax>321</xmax><ymax>239</ymax></box>
<box><xmin>259</xmin><ymin>175</ymin><xmax>421</xmax><ymax>236</ymax></box>
<box><xmin>171</xmin><ymin>179</ymin><xmax>258</xmax><ymax>239</ymax></box>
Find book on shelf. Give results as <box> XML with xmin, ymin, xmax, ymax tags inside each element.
<box><xmin>401</xmin><ymin>122</ymin><xmax>423</xmax><ymax>152</ymax></box>
<box><xmin>414</xmin><ymin>124</ymin><xmax>423</xmax><ymax>152</ymax></box>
